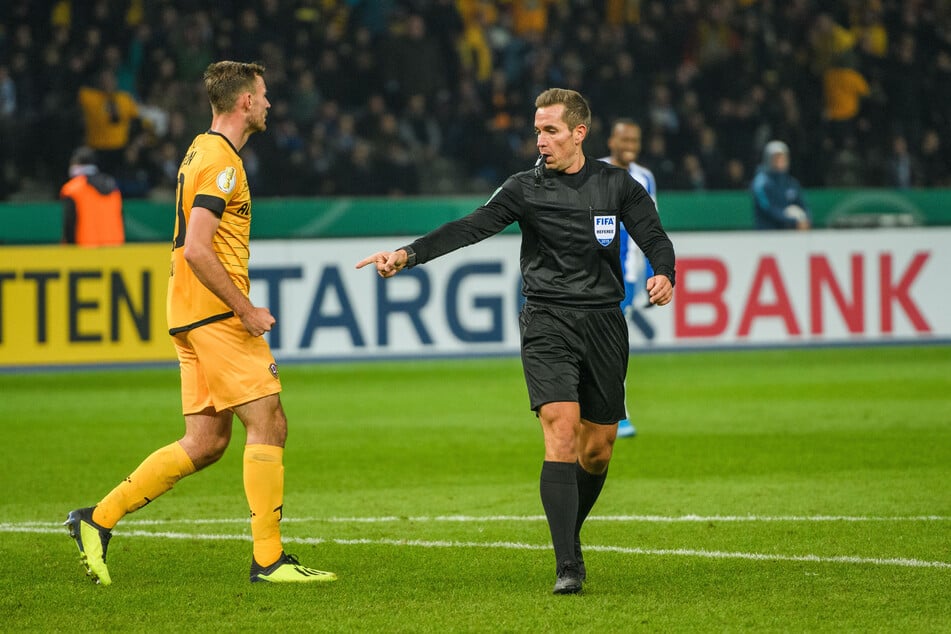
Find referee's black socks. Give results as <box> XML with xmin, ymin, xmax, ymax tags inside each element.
<box><xmin>540</xmin><ymin>461</ymin><xmax>579</xmax><ymax>566</ymax></box>
<box><xmin>575</xmin><ymin>463</ymin><xmax>607</xmax><ymax>541</ymax></box>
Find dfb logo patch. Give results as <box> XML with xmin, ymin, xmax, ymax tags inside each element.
<box><xmin>594</xmin><ymin>215</ymin><xmax>616</xmax><ymax>246</ymax></box>
<box><xmin>217</xmin><ymin>166</ymin><xmax>237</xmax><ymax>194</ymax></box>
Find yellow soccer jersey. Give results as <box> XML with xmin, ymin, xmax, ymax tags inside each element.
<box><xmin>167</xmin><ymin>131</ymin><xmax>252</xmax><ymax>334</ymax></box>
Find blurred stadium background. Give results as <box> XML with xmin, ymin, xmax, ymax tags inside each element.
<box><xmin>2</xmin><ymin>0</ymin><xmax>951</xmax><ymax>202</ymax></box>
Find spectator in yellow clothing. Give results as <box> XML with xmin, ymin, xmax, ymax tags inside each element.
<box><xmin>604</xmin><ymin>0</ymin><xmax>642</xmax><ymax>25</ymax></box>
<box><xmin>457</xmin><ymin>0</ymin><xmax>494</xmax><ymax>82</ymax></box>
<box><xmin>505</xmin><ymin>0</ymin><xmax>553</xmax><ymax>39</ymax></box>
<box><xmin>78</xmin><ymin>70</ymin><xmax>140</xmax><ymax>175</ymax></box>
<box><xmin>809</xmin><ymin>13</ymin><xmax>856</xmax><ymax>75</ymax></box>
<box><xmin>823</xmin><ymin>52</ymin><xmax>870</xmax><ymax>148</ymax></box>
<box><xmin>852</xmin><ymin>6</ymin><xmax>888</xmax><ymax>59</ymax></box>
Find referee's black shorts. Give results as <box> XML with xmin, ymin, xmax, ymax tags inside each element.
<box><xmin>518</xmin><ymin>302</ymin><xmax>629</xmax><ymax>424</ymax></box>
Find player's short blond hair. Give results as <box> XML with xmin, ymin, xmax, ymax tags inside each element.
<box><xmin>203</xmin><ymin>61</ymin><xmax>266</xmax><ymax>114</ymax></box>
<box><xmin>535</xmin><ymin>88</ymin><xmax>591</xmax><ymax>130</ymax></box>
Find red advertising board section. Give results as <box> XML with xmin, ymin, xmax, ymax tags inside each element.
<box><xmin>670</xmin><ymin>244</ymin><xmax>933</xmax><ymax>343</ymax></box>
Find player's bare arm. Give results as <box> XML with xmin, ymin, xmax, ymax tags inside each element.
<box><xmin>646</xmin><ymin>274</ymin><xmax>674</xmax><ymax>306</ymax></box>
<box><xmin>183</xmin><ymin>206</ymin><xmax>275</xmax><ymax>336</ymax></box>
<box><xmin>355</xmin><ymin>248</ymin><xmax>408</xmax><ymax>278</ymax></box>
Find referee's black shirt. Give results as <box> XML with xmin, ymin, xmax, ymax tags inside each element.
<box><xmin>403</xmin><ymin>156</ymin><xmax>676</xmax><ymax>309</ymax></box>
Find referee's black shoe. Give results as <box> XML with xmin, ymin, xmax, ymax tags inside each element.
<box><xmin>553</xmin><ymin>561</ymin><xmax>583</xmax><ymax>594</ymax></box>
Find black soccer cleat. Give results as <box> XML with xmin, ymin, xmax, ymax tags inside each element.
<box><xmin>553</xmin><ymin>561</ymin><xmax>583</xmax><ymax>595</ymax></box>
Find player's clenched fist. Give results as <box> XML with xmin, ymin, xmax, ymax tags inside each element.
<box><xmin>238</xmin><ymin>305</ymin><xmax>275</xmax><ymax>337</ymax></box>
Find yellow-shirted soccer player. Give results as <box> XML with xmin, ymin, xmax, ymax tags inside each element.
<box><xmin>65</xmin><ymin>61</ymin><xmax>336</xmax><ymax>585</ymax></box>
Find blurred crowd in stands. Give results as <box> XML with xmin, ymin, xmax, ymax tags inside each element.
<box><xmin>1</xmin><ymin>0</ymin><xmax>950</xmax><ymax>201</ymax></box>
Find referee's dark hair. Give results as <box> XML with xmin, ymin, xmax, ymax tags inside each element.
<box><xmin>535</xmin><ymin>88</ymin><xmax>591</xmax><ymax>130</ymax></box>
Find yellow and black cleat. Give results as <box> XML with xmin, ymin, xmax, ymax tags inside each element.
<box><xmin>250</xmin><ymin>552</ymin><xmax>337</xmax><ymax>584</ymax></box>
<box><xmin>64</xmin><ymin>507</ymin><xmax>113</xmax><ymax>586</ymax></box>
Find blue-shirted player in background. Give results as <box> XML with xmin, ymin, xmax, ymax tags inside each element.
<box><xmin>599</xmin><ymin>119</ymin><xmax>658</xmax><ymax>439</ymax></box>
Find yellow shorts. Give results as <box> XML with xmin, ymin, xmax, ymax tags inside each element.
<box><xmin>172</xmin><ymin>316</ymin><xmax>282</xmax><ymax>415</ymax></box>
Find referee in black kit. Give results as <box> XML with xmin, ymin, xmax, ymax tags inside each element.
<box><xmin>357</xmin><ymin>88</ymin><xmax>675</xmax><ymax>595</ymax></box>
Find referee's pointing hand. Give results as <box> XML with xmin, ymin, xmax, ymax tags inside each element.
<box><xmin>356</xmin><ymin>249</ymin><xmax>408</xmax><ymax>278</ymax></box>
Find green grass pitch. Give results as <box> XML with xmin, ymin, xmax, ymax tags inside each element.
<box><xmin>2</xmin><ymin>345</ymin><xmax>949</xmax><ymax>632</ymax></box>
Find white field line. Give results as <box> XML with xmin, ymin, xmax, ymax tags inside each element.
<box><xmin>3</xmin><ymin>516</ymin><xmax>950</xmax><ymax>571</ymax></box>
<box><xmin>15</xmin><ymin>514</ymin><xmax>948</xmax><ymax>527</ymax></box>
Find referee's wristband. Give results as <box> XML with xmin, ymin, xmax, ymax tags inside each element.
<box><xmin>400</xmin><ymin>245</ymin><xmax>417</xmax><ymax>269</ymax></box>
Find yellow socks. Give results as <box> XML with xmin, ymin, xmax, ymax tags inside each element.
<box><xmin>89</xmin><ymin>440</ymin><xmax>286</xmax><ymax>567</ymax></box>
<box><xmin>243</xmin><ymin>444</ymin><xmax>285</xmax><ymax>567</ymax></box>
<box><xmin>93</xmin><ymin>441</ymin><xmax>196</xmax><ymax>529</ymax></box>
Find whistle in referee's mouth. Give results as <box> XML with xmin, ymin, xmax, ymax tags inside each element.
<box><xmin>533</xmin><ymin>154</ymin><xmax>546</xmax><ymax>185</ymax></box>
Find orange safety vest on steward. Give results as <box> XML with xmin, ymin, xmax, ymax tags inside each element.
<box><xmin>60</xmin><ymin>174</ymin><xmax>125</xmax><ymax>246</ymax></box>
